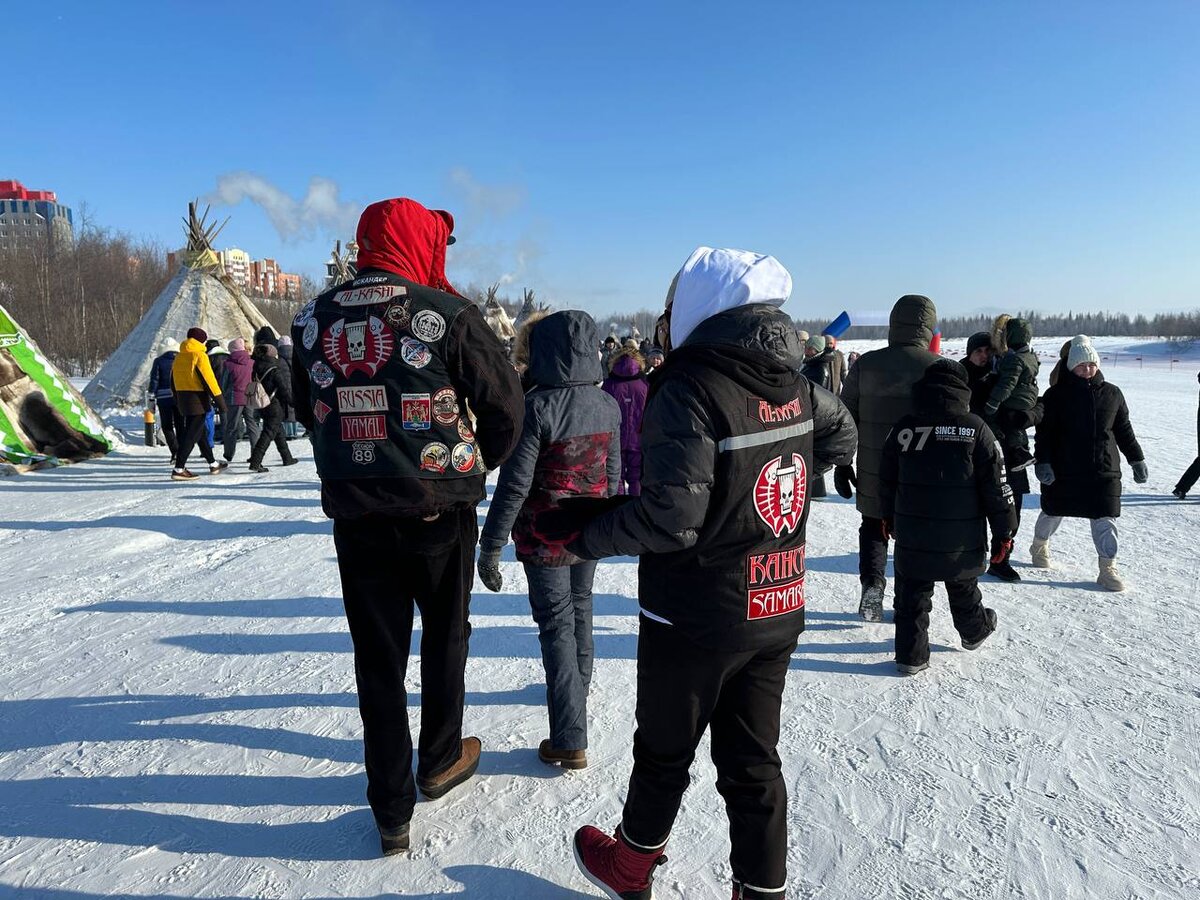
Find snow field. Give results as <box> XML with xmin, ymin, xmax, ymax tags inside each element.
<box><xmin>0</xmin><ymin>344</ymin><xmax>1197</xmax><ymax>898</ymax></box>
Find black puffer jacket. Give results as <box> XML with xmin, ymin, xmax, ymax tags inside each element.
<box><xmin>252</xmin><ymin>347</ymin><xmax>292</xmax><ymax>417</ymax></box>
<box><xmin>880</xmin><ymin>360</ymin><xmax>1016</xmax><ymax>582</ymax></box>
<box><xmin>481</xmin><ymin>311</ymin><xmax>621</xmax><ymax>567</ymax></box>
<box><xmin>800</xmin><ymin>349</ymin><xmax>834</xmax><ymax>392</ymax></box>
<box><xmin>1035</xmin><ymin>369</ymin><xmax>1144</xmax><ymax>519</ymax></box>
<box><xmin>841</xmin><ymin>295</ymin><xmax>940</xmax><ymax>519</ymax></box>
<box><xmin>985</xmin><ymin>318</ymin><xmax>1040</xmax><ymax>417</ymax></box>
<box><xmin>577</xmin><ymin>304</ymin><xmax>857</xmax><ymax>651</ymax></box>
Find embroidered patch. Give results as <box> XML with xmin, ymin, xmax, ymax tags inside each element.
<box><xmin>401</xmin><ymin>393</ymin><xmax>432</xmax><ymax>431</ymax></box>
<box><xmin>420</xmin><ymin>442</ymin><xmax>450</xmax><ymax>473</ymax></box>
<box><xmin>451</xmin><ymin>441</ymin><xmax>477</xmax><ymax>473</ymax></box>
<box><xmin>324</xmin><ymin>315</ymin><xmax>394</xmax><ymax>377</ymax></box>
<box><xmin>309</xmin><ymin>361</ymin><xmax>335</xmax><ymax>389</ymax></box>
<box><xmin>334</xmin><ymin>284</ymin><xmax>405</xmax><ymax>306</ymax></box>
<box><xmin>432</xmin><ymin>386</ymin><xmax>459</xmax><ymax>425</ymax></box>
<box><xmin>410</xmin><ymin>309</ymin><xmax>446</xmax><ymax>342</ymax></box>
<box><xmin>749</xmin><ymin>396</ymin><xmax>803</xmax><ymax>425</ymax></box>
<box><xmin>746</xmin><ymin>545</ymin><xmax>806</xmax><ymax>620</ymax></box>
<box><xmin>351</xmin><ymin>441</ymin><xmax>376</xmax><ymax>464</ymax></box>
<box><xmin>457</xmin><ymin>418</ymin><xmax>475</xmax><ymax>442</ymax></box>
<box><xmin>337</xmin><ymin>385</ymin><xmax>388</xmax><ymax>413</ymax></box>
<box><xmin>399</xmin><ymin>336</ymin><xmax>432</xmax><ymax>369</ymax></box>
<box><xmin>351</xmin><ymin>274</ymin><xmax>389</xmax><ymax>286</ymax></box>
<box><xmin>313</xmin><ymin>399</ymin><xmax>332</xmax><ymax>423</ymax></box>
<box><xmin>753</xmin><ymin>453</ymin><xmax>807</xmax><ymax>537</ymax></box>
<box><xmin>293</xmin><ymin>298</ymin><xmax>317</xmax><ymax>328</ymax></box>
<box><xmin>341</xmin><ymin>414</ymin><xmax>387</xmax><ymax>441</ymax></box>
<box><xmin>384</xmin><ymin>299</ymin><xmax>412</xmax><ymax>330</ymax></box>
<box><xmin>302</xmin><ymin>318</ymin><xmax>319</xmax><ymax>350</ymax></box>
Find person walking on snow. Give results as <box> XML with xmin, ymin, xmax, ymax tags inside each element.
<box><xmin>220</xmin><ymin>338</ymin><xmax>261</xmax><ymax>463</ymax></box>
<box><xmin>982</xmin><ymin>317</ymin><xmax>1040</xmax><ymax>475</ymax></box>
<box><xmin>170</xmin><ymin>327</ymin><xmax>228</xmax><ymax>480</ymax></box>
<box><xmin>1031</xmin><ymin>335</ymin><xmax>1148</xmax><ymax>591</ymax></box>
<box><xmin>478</xmin><ymin>310</ymin><xmax>621</xmax><ymax>771</ymax></box>
<box><xmin>601</xmin><ymin>343</ymin><xmax>649</xmax><ymax>495</ymax></box>
<box><xmin>1171</xmin><ymin>370</ymin><xmax>1199</xmax><ymax>499</ymax></box>
<box><xmin>550</xmin><ymin>247</ymin><xmax>856</xmax><ymax>900</ymax></box>
<box><xmin>148</xmin><ymin>338</ymin><xmax>183</xmax><ymax>458</ymax></box>
<box><xmin>290</xmin><ymin>197</ymin><xmax>524</xmax><ymax>856</ymax></box>
<box><xmin>879</xmin><ymin>360</ymin><xmax>1017</xmax><ymax>675</ymax></box>
<box><xmin>837</xmin><ymin>295</ymin><xmax>940</xmax><ymax>622</ymax></box>
<box><xmin>246</xmin><ymin>342</ymin><xmax>298</xmax><ymax>473</ymax></box>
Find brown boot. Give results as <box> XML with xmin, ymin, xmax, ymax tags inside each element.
<box><xmin>538</xmin><ymin>739</ymin><xmax>587</xmax><ymax>770</ymax></box>
<box><xmin>417</xmin><ymin>737</ymin><xmax>481</xmax><ymax>800</ymax></box>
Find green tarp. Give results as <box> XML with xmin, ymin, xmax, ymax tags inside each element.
<box><xmin>0</xmin><ymin>302</ymin><xmax>111</xmax><ymax>468</ymax></box>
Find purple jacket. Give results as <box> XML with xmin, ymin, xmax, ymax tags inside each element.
<box><xmin>602</xmin><ymin>353</ymin><xmax>648</xmax><ymax>456</ymax></box>
<box><xmin>223</xmin><ymin>349</ymin><xmax>256</xmax><ymax>406</ymax></box>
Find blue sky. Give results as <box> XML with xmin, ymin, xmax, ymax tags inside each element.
<box><xmin>7</xmin><ymin>1</ymin><xmax>1199</xmax><ymax>318</ymax></box>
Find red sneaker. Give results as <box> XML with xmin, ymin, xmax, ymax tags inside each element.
<box><xmin>573</xmin><ymin>825</ymin><xmax>666</xmax><ymax>900</ymax></box>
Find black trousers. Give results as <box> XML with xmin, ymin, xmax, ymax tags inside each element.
<box><xmin>156</xmin><ymin>399</ymin><xmax>183</xmax><ymax>456</ymax></box>
<box><xmin>333</xmin><ymin>509</ymin><xmax>477</xmax><ymax>830</ymax></box>
<box><xmin>174</xmin><ymin>413</ymin><xmax>215</xmax><ymax>469</ymax></box>
<box><xmin>894</xmin><ymin>576</ymin><xmax>988</xmax><ymax>666</ymax></box>
<box><xmin>249</xmin><ymin>405</ymin><xmax>295</xmax><ymax>466</ymax></box>
<box><xmin>621</xmin><ymin>617</ymin><xmax>796</xmax><ymax>892</ymax></box>
<box><xmin>859</xmin><ymin>515</ymin><xmax>888</xmax><ymax>588</ymax></box>
<box><xmin>1177</xmin><ymin>457</ymin><xmax>1200</xmax><ymax>495</ymax></box>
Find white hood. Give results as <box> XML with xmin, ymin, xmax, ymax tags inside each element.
<box><xmin>669</xmin><ymin>247</ymin><xmax>792</xmax><ymax>348</ymax></box>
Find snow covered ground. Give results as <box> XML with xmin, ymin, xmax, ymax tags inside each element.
<box><xmin>1</xmin><ymin>340</ymin><xmax>1197</xmax><ymax>899</ymax></box>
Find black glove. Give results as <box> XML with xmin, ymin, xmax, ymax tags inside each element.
<box><xmin>834</xmin><ymin>465</ymin><xmax>856</xmax><ymax>499</ymax></box>
<box><xmin>477</xmin><ymin>548</ymin><xmax>502</xmax><ymax>592</ymax></box>
<box><xmin>990</xmin><ymin>534</ymin><xmax>1014</xmax><ymax>565</ymax></box>
<box><xmin>535</xmin><ymin>495</ymin><xmax>632</xmax><ymax>543</ymax></box>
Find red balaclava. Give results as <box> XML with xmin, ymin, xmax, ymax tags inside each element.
<box><xmin>355</xmin><ymin>198</ymin><xmax>460</xmax><ymax>296</ymax></box>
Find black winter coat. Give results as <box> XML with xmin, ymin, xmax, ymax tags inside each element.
<box><xmin>841</xmin><ymin>295</ymin><xmax>940</xmax><ymax>519</ymax></box>
<box><xmin>577</xmin><ymin>304</ymin><xmax>857</xmax><ymax>651</ymax></box>
<box><xmin>880</xmin><ymin>361</ymin><xmax>1016</xmax><ymax>582</ymax></box>
<box><xmin>252</xmin><ymin>351</ymin><xmax>293</xmax><ymax>417</ymax></box>
<box><xmin>800</xmin><ymin>350</ymin><xmax>834</xmax><ymax>392</ymax></box>
<box><xmin>292</xmin><ymin>269</ymin><xmax>525</xmax><ymax>520</ymax></box>
<box><xmin>962</xmin><ymin>357</ymin><xmax>994</xmax><ymax>418</ymax></box>
<box><xmin>481</xmin><ymin>311</ymin><xmax>621</xmax><ymax>567</ymax></box>
<box><xmin>1035</xmin><ymin>370</ymin><xmax>1144</xmax><ymax>519</ymax></box>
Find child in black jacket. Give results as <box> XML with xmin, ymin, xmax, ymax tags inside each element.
<box><xmin>880</xmin><ymin>360</ymin><xmax>1017</xmax><ymax>674</ymax></box>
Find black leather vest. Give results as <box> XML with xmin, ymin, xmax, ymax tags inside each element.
<box><xmin>292</xmin><ymin>271</ymin><xmax>483</xmax><ymax>482</ymax></box>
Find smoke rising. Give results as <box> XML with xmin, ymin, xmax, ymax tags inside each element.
<box><xmin>204</xmin><ymin>173</ymin><xmax>361</xmax><ymax>242</ymax></box>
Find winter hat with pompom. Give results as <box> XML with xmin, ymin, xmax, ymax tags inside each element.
<box><xmin>1067</xmin><ymin>335</ymin><xmax>1100</xmax><ymax>371</ymax></box>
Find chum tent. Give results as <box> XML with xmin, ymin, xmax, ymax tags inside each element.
<box><xmin>83</xmin><ymin>203</ymin><xmax>272</xmax><ymax>410</ymax></box>
<box><xmin>0</xmin><ymin>301</ymin><xmax>112</xmax><ymax>471</ymax></box>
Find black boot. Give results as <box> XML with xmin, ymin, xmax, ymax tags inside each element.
<box><xmin>986</xmin><ymin>544</ymin><xmax>1021</xmax><ymax>582</ymax></box>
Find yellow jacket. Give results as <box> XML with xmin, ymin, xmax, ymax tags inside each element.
<box><xmin>171</xmin><ymin>338</ymin><xmax>223</xmax><ymax>397</ymax></box>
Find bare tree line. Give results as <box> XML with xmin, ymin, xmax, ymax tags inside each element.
<box><xmin>0</xmin><ymin>208</ymin><xmax>171</xmax><ymax>375</ymax></box>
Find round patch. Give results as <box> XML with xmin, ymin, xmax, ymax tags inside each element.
<box><xmin>420</xmin><ymin>442</ymin><xmax>450</xmax><ymax>473</ymax></box>
<box><xmin>351</xmin><ymin>441</ymin><xmax>376</xmax><ymax>465</ymax></box>
<box><xmin>400</xmin><ymin>336</ymin><xmax>432</xmax><ymax>369</ymax></box>
<box><xmin>753</xmin><ymin>453</ymin><xmax>807</xmax><ymax>538</ymax></box>
<box><xmin>292</xmin><ymin>298</ymin><xmax>317</xmax><ymax>327</ymax></box>
<box><xmin>432</xmin><ymin>386</ymin><xmax>459</xmax><ymax>425</ymax></box>
<box><xmin>323</xmin><ymin>315</ymin><xmax>394</xmax><ymax>377</ymax></box>
<box><xmin>384</xmin><ymin>300</ymin><xmax>411</xmax><ymax>330</ymax></box>
<box><xmin>451</xmin><ymin>442</ymin><xmax>477</xmax><ymax>473</ymax></box>
<box><xmin>309</xmin><ymin>360</ymin><xmax>335</xmax><ymax>389</ymax></box>
<box><xmin>457</xmin><ymin>418</ymin><xmax>475</xmax><ymax>442</ymax></box>
<box><xmin>302</xmin><ymin>318</ymin><xmax>319</xmax><ymax>349</ymax></box>
<box><xmin>411</xmin><ymin>309</ymin><xmax>446</xmax><ymax>342</ymax></box>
